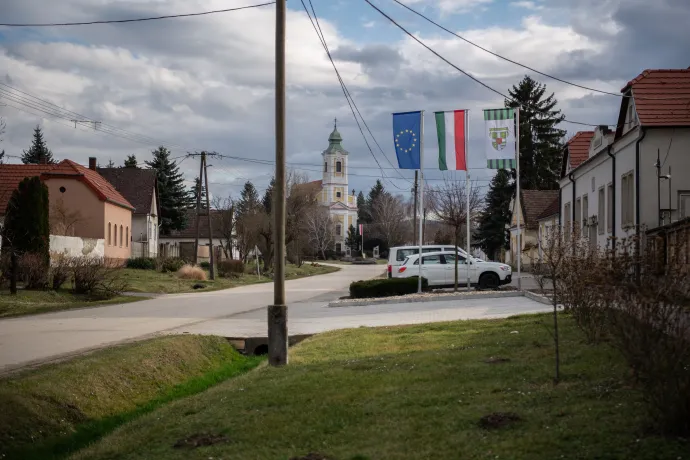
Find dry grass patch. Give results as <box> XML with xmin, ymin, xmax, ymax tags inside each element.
<box><xmin>176</xmin><ymin>264</ymin><xmax>207</xmax><ymax>280</ymax></box>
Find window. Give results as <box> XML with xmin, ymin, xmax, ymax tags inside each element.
<box><xmin>336</xmin><ymin>243</ymin><xmax>342</xmax><ymax>254</ymax></box>
<box><xmin>443</xmin><ymin>253</ymin><xmax>466</xmax><ymax>264</ymax></box>
<box><xmin>582</xmin><ymin>194</ymin><xmax>589</xmax><ymax>228</ymax></box>
<box><xmin>126</xmin><ymin>227</ymin><xmax>129</xmax><ymax>247</ymax></box>
<box><xmin>564</xmin><ymin>202</ymin><xmax>571</xmax><ymax>239</ymax></box>
<box><xmin>591</xmin><ymin>177</ymin><xmax>595</xmax><ymax>193</ymax></box>
<box><xmin>324</xmin><ymin>162</ymin><xmax>328</xmax><ymax>172</ymax></box>
<box><xmin>607</xmin><ymin>183</ymin><xmax>614</xmax><ymax>232</ymax></box>
<box><xmin>114</xmin><ymin>224</ymin><xmax>117</xmax><ymax>246</ymax></box>
<box><xmin>621</xmin><ymin>171</ymin><xmax>634</xmax><ymax>227</ymax></box>
<box><xmin>421</xmin><ymin>255</ymin><xmax>442</xmax><ymax>265</ymax></box>
<box><xmin>679</xmin><ymin>192</ymin><xmax>690</xmax><ymax>219</ymax></box>
<box><xmin>336</xmin><ymin>161</ymin><xmax>342</xmax><ymax>173</ymax></box>
<box><xmin>108</xmin><ymin>223</ymin><xmax>112</xmax><ymax>246</ymax></box>
<box><xmin>59</xmin><ymin>186</ymin><xmax>66</xmax><ymax>193</ymax></box>
<box><xmin>336</xmin><ymin>191</ymin><xmax>341</xmax><ymax>198</ymax></box>
<box><xmin>120</xmin><ymin>225</ymin><xmax>123</xmax><ymax>247</ymax></box>
<box><xmin>598</xmin><ymin>187</ymin><xmax>605</xmax><ymax>235</ymax></box>
<box><xmin>336</xmin><ymin>224</ymin><xmax>342</xmax><ymax>236</ymax></box>
<box><xmin>574</xmin><ymin>197</ymin><xmax>582</xmax><ymax>231</ymax></box>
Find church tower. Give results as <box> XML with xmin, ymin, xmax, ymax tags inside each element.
<box><xmin>320</xmin><ymin>119</ymin><xmax>358</xmax><ymax>254</ymax></box>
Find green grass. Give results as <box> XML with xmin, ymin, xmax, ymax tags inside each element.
<box><xmin>68</xmin><ymin>314</ymin><xmax>688</xmax><ymax>460</ymax></box>
<box><xmin>0</xmin><ymin>289</ymin><xmax>142</xmax><ymax>318</ymax></box>
<box><xmin>121</xmin><ymin>263</ymin><xmax>340</xmax><ymax>294</ymax></box>
<box><xmin>0</xmin><ymin>335</ymin><xmax>263</xmax><ymax>459</ymax></box>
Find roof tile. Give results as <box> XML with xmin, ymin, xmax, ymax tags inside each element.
<box><xmin>624</xmin><ymin>69</ymin><xmax>690</xmax><ymax>126</ymax></box>
<box><xmin>97</xmin><ymin>167</ymin><xmax>157</xmax><ymax>215</ymax></box>
<box><xmin>521</xmin><ymin>189</ymin><xmax>560</xmax><ymax>228</ymax></box>
<box><xmin>0</xmin><ymin>164</ymin><xmax>54</xmax><ymax>214</ymax></box>
<box><xmin>565</xmin><ymin>131</ymin><xmax>595</xmax><ymax>171</ymax></box>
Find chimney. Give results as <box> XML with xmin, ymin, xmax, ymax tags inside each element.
<box><xmin>89</xmin><ymin>157</ymin><xmax>97</xmax><ymax>171</ymax></box>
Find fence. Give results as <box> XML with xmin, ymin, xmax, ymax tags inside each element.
<box><xmin>49</xmin><ymin>235</ymin><xmax>104</xmax><ymax>258</ymax></box>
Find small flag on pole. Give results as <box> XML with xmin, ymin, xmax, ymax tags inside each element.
<box><xmin>358</xmin><ymin>223</ymin><xmax>363</xmax><ymax>236</ymax></box>
<box><xmin>484</xmin><ymin>108</ymin><xmax>516</xmax><ymax>169</ymax></box>
<box><xmin>435</xmin><ymin>110</ymin><xmax>467</xmax><ymax>171</ymax></box>
<box><xmin>392</xmin><ymin>111</ymin><xmax>422</xmax><ymax>169</ymax></box>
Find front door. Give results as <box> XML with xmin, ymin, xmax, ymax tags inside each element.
<box><xmin>420</xmin><ymin>254</ymin><xmax>445</xmax><ymax>286</ymax></box>
<box><xmin>443</xmin><ymin>253</ymin><xmax>477</xmax><ymax>286</ymax></box>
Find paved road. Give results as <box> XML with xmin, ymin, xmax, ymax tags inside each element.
<box><xmin>0</xmin><ymin>264</ymin><xmax>383</xmax><ymax>373</ymax></box>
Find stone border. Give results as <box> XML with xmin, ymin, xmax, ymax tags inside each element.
<box><xmin>523</xmin><ymin>290</ymin><xmax>553</xmax><ymax>306</ymax></box>
<box><xmin>328</xmin><ymin>290</ymin><xmax>525</xmax><ymax>307</ymax></box>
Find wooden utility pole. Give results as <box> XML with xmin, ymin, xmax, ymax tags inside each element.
<box><xmin>268</xmin><ymin>0</ymin><xmax>288</xmax><ymax>366</ymax></box>
<box><xmin>193</xmin><ymin>153</ymin><xmax>204</xmax><ymax>265</ymax></box>
<box><xmin>203</xmin><ymin>152</ymin><xmax>215</xmax><ymax>280</ymax></box>
<box><xmin>413</xmin><ymin>171</ymin><xmax>418</xmax><ymax>243</ymax></box>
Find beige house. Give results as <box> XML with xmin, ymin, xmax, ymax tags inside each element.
<box><xmin>0</xmin><ymin>159</ymin><xmax>134</xmax><ymax>261</ymax></box>
<box><xmin>507</xmin><ymin>189</ymin><xmax>559</xmax><ymax>268</ymax></box>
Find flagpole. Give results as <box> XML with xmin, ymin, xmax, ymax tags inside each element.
<box><xmin>465</xmin><ymin>110</ymin><xmax>471</xmax><ymax>291</ymax></box>
<box><xmin>417</xmin><ymin>110</ymin><xmax>425</xmax><ymax>294</ymax></box>
<box><xmin>516</xmin><ymin>107</ymin><xmax>522</xmax><ymax>291</ymax></box>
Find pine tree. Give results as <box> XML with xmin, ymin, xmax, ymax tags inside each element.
<box><xmin>145</xmin><ymin>147</ymin><xmax>188</xmax><ymax>235</ymax></box>
<box><xmin>356</xmin><ymin>191</ymin><xmax>369</xmax><ymax>223</ymax></box>
<box><xmin>476</xmin><ymin>169</ymin><xmax>513</xmax><ymax>261</ymax></box>
<box><xmin>188</xmin><ymin>177</ymin><xmax>207</xmax><ymax>209</ymax></box>
<box><xmin>124</xmin><ymin>155</ymin><xmax>137</xmax><ymax>167</ymax></box>
<box><xmin>506</xmin><ymin>76</ymin><xmax>566</xmax><ymax>190</ymax></box>
<box><xmin>345</xmin><ymin>225</ymin><xmax>359</xmax><ymax>252</ymax></box>
<box><xmin>22</xmin><ymin>125</ymin><xmax>55</xmax><ymax>165</ymax></box>
<box><xmin>236</xmin><ymin>181</ymin><xmax>261</xmax><ymax>218</ymax></box>
<box><xmin>262</xmin><ymin>177</ymin><xmax>276</xmax><ymax>214</ymax></box>
<box><xmin>362</xmin><ymin>180</ymin><xmax>385</xmax><ymax>224</ymax></box>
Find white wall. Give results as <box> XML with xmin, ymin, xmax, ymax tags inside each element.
<box><xmin>50</xmin><ymin>235</ymin><xmax>105</xmax><ymax>259</ymax></box>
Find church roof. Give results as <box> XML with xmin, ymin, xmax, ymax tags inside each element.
<box><xmin>322</xmin><ymin>122</ymin><xmax>349</xmax><ymax>156</ymax></box>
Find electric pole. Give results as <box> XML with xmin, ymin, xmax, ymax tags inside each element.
<box><xmin>413</xmin><ymin>171</ymin><xmax>418</xmax><ymax>243</ymax></box>
<box><xmin>194</xmin><ymin>153</ymin><xmax>203</xmax><ymax>266</ymax></box>
<box><xmin>203</xmin><ymin>152</ymin><xmax>215</xmax><ymax>280</ymax></box>
<box><xmin>268</xmin><ymin>0</ymin><xmax>288</xmax><ymax>366</ymax></box>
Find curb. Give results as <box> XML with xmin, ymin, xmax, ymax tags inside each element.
<box><xmin>328</xmin><ymin>290</ymin><xmax>524</xmax><ymax>308</ymax></box>
<box><xmin>523</xmin><ymin>290</ymin><xmax>553</xmax><ymax>306</ymax></box>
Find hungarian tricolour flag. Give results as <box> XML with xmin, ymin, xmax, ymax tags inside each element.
<box><xmin>434</xmin><ymin>110</ymin><xmax>467</xmax><ymax>171</ymax></box>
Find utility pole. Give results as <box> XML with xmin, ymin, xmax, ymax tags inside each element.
<box><xmin>194</xmin><ymin>153</ymin><xmax>203</xmax><ymax>265</ymax></box>
<box><xmin>203</xmin><ymin>152</ymin><xmax>215</xmax><ymax>280</ymax></box>
<box><xmin>268</xmin><ymin>0</ymin><xmax>288</xmax><ymax>366</ymax></box>
<box><xmin>413</xmin><ymin>171</ymin><xmax>418</xmax><ymax>243</ymax></box>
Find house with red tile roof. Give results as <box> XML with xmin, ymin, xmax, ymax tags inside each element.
<box><xmin>0</xmin><ymin>158</ymin><xmax>134</xmax><ymax>260</ymax></box>
<box><xmin>506</xmin><ymin>189</ymin><xmax>559</xmax><ymax>267</ymax></box>
<box><xmin>558</xmin><ymin>67</ymin><xmax>690</xmax><ymax>247</ymax></box>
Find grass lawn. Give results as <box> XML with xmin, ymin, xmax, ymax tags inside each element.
<box><xmin>0</xmin><ymin>335</ymin><xmax>263</xmax><ymax>459</ymax></box>
<box><xmin>0</xmin><ymin>289</ymin><xmax>141</xmax><ymax>318</ymax></box>
<box><xmin>70</xmin><ymin>314</ymin><xmax>687</xmax><ymax>460</ymax></box>
<box><xmin>122</xmin><ymin>263</ymin><xmax>340</xmax><ymax>294</ymax></box>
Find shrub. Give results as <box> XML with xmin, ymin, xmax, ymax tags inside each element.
<box><xmin>350</xmin><ymin>277</ymin><xmax>428</xmax><ymax>299</ymax></box>
<box><xmin>19</xmin><ymin>253</ymin><xmax>48</xmax><ymax>289</ymax></box>
<box><xmin>218</xmin><ymin>260</ymin><xmax>244</xmax><ymax>278</ymax></box>
<box><xmin>160</xmin><ymin>257</ymin><xmax>185</xmax><ymax>273</ymax></box>
<box><xmin>126</xmin><ymin>257</ymin><xmax>156</xmax><ymax>270</ymax></box>
<box><xmin>50</xmin><ymin>252</ymin><xmax>70</xmax><ymax>291</ymax></box>
<box><xmin>199</xmin><ymin>261</ymin><xmax>211</xmax><ymax>270</ymax></box>
<box><xmin>177</xmin><ymin>264</ymin><xmax>207</xmax><ymax>281</ymax></box>
<box><xmin>71</xmin><ymin>257</ymin><xmax>128</xmax><ymax>299</ymax></box>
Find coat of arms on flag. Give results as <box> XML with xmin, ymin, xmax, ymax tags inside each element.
<box><xmin>489</xmin><ymin>127</ymin><xmax>509</xmax><ymax>151</ymax></box>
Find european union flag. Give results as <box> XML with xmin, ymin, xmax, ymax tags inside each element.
<box><xmin>393</xmin><ymin>111</ymin><xmax>422</xmax><ymax>170</ymax></box>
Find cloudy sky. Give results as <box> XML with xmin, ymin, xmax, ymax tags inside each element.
<box><xmin>0</xmin><ymin>0</ymin><xmax>688</xmax><ymax>199</ymax></box>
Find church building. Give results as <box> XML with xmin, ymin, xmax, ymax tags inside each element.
<box><xmin>307</xmin><ymin>122</ymin><xmax>359</xmax><ymax>254</ymax></box>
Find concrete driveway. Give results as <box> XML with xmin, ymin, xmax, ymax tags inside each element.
<box><xmin>0</xmin><ymin>263</ymin><xmax>383</xmax><ymax>374</ymax></box>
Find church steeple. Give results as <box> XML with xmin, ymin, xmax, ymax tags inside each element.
<box><xmin>324</xmin><ymin>118</ymin><xmax>347</xmax><ymax>155</ymax></box>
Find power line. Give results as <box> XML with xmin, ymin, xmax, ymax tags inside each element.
<box><xmin>300</xmin><ymin>0</ymin><xmax>409</xmax><ymax>190</ymax></box>
<box><xmin>364</xmin><ymin>0</ymin><xmax>609</xmax><ymax>128</ymax></box>
<box><xmin>0</xmin><ymin>2</ymin><xmax>275</xmax><ymax>27</ymax></box>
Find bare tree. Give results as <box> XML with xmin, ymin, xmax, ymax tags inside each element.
<box><xmin>372</xmin><ymin>193</ymin><xmax>408</xmax><ymax>248</ymax></box>
<box><xmin>286</xmin><ymin>171</ymin><xmax>319</xmax><ymax>265</ymax></box>
<box><xmin>427</xmin><ymin>178</ymin><xmax>483</xmax><ymax>291</ymax></box>
<box><xmin>303</xmin><ymin>207</ymin><xmax>335</xmax><ymax>260</ymax></box>
<box><xmin>49</xmin><ymin>197</ymin><xmax>84</xmax><ymax>236</ymax></box>
<box><xmin>212</xmin><ymin>195</ymin><xmax>235</xmax><ymax>259</ymax></box>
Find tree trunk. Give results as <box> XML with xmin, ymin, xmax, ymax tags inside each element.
<box><xmin>454</xmin><ymin>228</ymin><xmax>459</xmax><ymax>292</ymax></box>
<box><xmin>9</xmin><ymin>251</ymin><xmax>18</xmax><ymax>295</ymax></box>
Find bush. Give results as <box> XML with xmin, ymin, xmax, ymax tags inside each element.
<box><xmin>177</xmin><ymin>264</ymin><xmax>207</xmax><ymax>281</ymax></box>
<box><xmin>160</xmin><ymin>257</ymin><xmax>185</xmax><ymax>273</ymax></box>
<box><xmin>218</xmin><ymin>260</ymin><xmax>244</xmax><ymax>278</ymax></box>
<box><xmin>50</xmin><ymin>252</ymin><xmax>70</xmax><ymax>291</ymax></box>
<box><xmin>199</xmin><ymin>261</ymin><xmax>211</xmax><ymax>270</ymax></box>
<box><xmin>350</xmin><ymin>277</ymin><xmax>428</xmax><ymax>299</ymax></box>
<box><xmin>71</xmin><ymin>257</ymin><xmax>128</xmax><ymax>299</ymax></box>
<box><xmin>126</xmin><ymin>257</ymin><xmax>156</xmax><ymax>270</ymax></box>
<box><xmin>19</xmin><ymin>253</ymin><xmax>48</xmax><ymax>289</ymax></box>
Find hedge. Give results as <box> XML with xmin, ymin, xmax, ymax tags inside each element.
<box><xmin>349</xmin><ymin>277</ymin><xmax>428</xmax><ymax>299</ymax></box>
<box><xmin>126</xmin><ymin>257</ymin><xmax>156</xmax><ymax>270</ymax></box>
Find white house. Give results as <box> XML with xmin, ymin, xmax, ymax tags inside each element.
<box><xmin>559</xmin><ymin>68</ymin><xmax>690</xmax><ymax>244</ymax></box>
<box><xmin>507</xmin><ymin>189</ymin><xmax>559</xmax><ymax>267</ymax></box>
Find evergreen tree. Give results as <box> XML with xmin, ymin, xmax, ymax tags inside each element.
<box><xmin>188</xmin><ymin>177</ymin><xmax>207</xmax><ymax>209</ymax></box>
<box><xmin>236</xmin><ymin>181</ymin><xmax>261</xmax><ymax>218</ymax></box>
<box><xmin>1</xmin><ymin>177</ymin><xmax>50</xmax><ymax>291</ymax></box>
<box><xmin>476</xmin><ymin>169</ymin><xmax>513</xmax><ymax>261</ymax></box>
<box><xmin>124</xmin><ymin>155</ymin><xmax>137</xmax><ymax>167</ymax></box>
<box><xmin>345</xmin><ymin>225</ymin><xmax>359</xmax><ymax>252</ymax></box>
<box><xmin>356</xmin><ymin>191</ymin><xmax>369</xmax><ymax>223</ymax></box>
<box><xmin>506</xmin><ymin>76</ymin><xmax>566</xmax><ymax>190</ymax></box>
<box><xmin>145</xmin><ymin>147</ymin><xmax>188</xmax><ymax>235</ymax></box>
<box><xmin>262</xmin><ymin>177</ymin><xmax>276</xmax><ymax>214</ymax></box>
<box><xmin>363</xmin><ymin>180</ymin><xmax>385</xmax><ymax>224</ymax></box>
<box><xmin>22</xmin><ymin>125</ymin><xmax>55</xmax><ymax>165</ymax></box>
